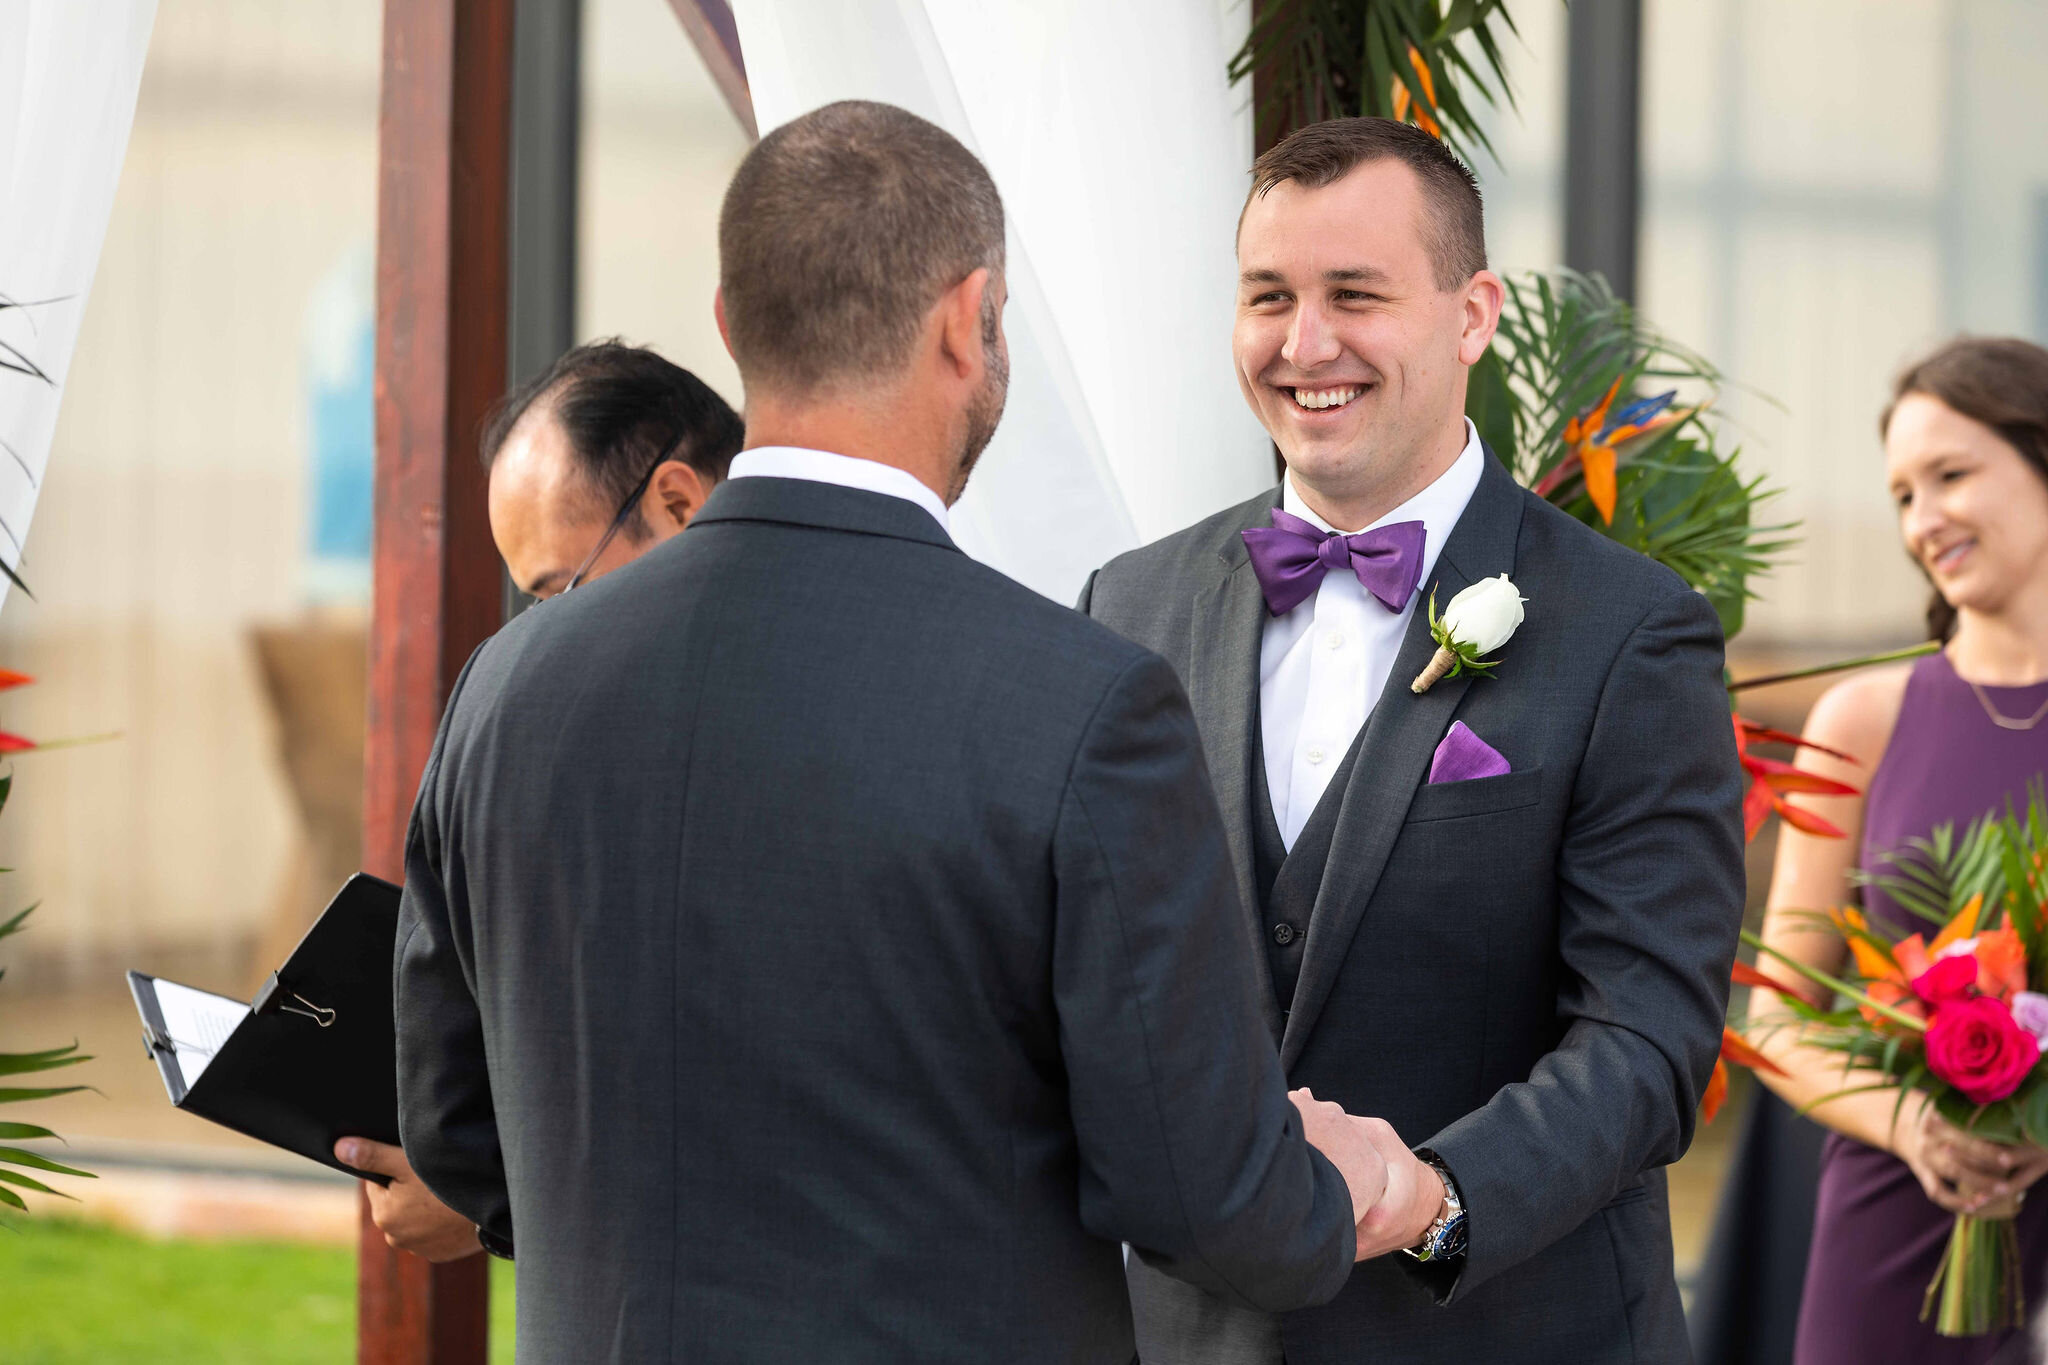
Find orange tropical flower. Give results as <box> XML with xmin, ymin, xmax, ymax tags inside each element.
<box><xmin>1968</xmin><ymin>927</ymin><xmax>2027</xmax><ymax>1001</ymax></box>
<box><xmin>1732</xmin><ymin>716</ymin><xmax>1859</xmax><ymax>841</ymax></box>
<box><xmin>1389</xmin><ymin>44</ymin><xmax>1442</xmax><ymax>139</ymax></box>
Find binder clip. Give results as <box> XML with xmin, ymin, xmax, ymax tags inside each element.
<box><xmin>252</xmin><ymin>971</ymin><xmax>337</xmax><ymax>1028</ymax></box>
<box><xmin>141</xmin><ymin>1020</ymin><xmax>175</xmax><ymax>1060</ymax></box>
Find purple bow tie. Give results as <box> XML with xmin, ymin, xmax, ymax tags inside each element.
<box><xmin>1240</xmin><ymin>510</ymin><xmax>1426</xmax><ymax>616</ymax></box>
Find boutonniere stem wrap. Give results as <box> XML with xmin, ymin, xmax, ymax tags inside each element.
<box><xmin>1411</xmin><ymin>574</ymin><xmax>1526</xmax><ymax>694</ymax></box>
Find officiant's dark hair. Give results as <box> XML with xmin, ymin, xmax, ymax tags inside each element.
<box><xmin>719</xmin><ymin>100</ymin><xmax>1005</xmax><ymax>393</ymax></box>
<box><xmin>1883</xmin><ymin>336</ymin><xmax>2048</xmax><ymax>642</ymax></box>
<box><xmin>480</xmin><ymin>339</ymin><xmax>743</xmax><ymax>539</ymax></box>
<box><xmin>1244</xmin><ymin>118</ymin><xmax>1485</xmax><ymax>291</ymax></box>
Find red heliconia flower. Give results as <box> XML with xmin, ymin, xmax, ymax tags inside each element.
<box><xmin>1733</xmin><ymin>714</ymin><xmax>1859</xmax><ymax>842</ymax></box>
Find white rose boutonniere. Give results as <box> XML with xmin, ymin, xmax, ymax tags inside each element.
<box><xmin>1410</xmin><ymin>574</ymin><xmax>1527</xmax><ymax>694</ymax></box>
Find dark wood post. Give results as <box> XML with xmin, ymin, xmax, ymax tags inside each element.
<box><xmin>1563</xmin><ymin>0</ymin><xmax>1643</xmax><ymax>300</ymax></box>
<box><xmin>362</xmin><ymin>0</ymin><xmax>514</xmax><ymax>1360</ymax></box>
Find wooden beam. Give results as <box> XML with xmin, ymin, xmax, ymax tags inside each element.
<box><xmin>363</xmin><ymin>0</ymin><xmax>514</xmax><ymax>1360</ymax></box>
<box><xmin>664</xmin><ymin>0</ymin><xmax>757</xmax><ymax>139</ymax></box>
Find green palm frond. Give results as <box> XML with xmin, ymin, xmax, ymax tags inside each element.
<box><xmin>1857</xmin><ymin>815</ymin><xmax>2009</xmax><ymax>929</ymax></box>
<box><xmin>1472</xmin><ymin>268</ymin><xmax>1794</xmax><ymax>639</ymax></box>
<box><xmin>1230</xmin><ymin>0</ymin><xmax>1520</xmax><ymax>164</ymax></box>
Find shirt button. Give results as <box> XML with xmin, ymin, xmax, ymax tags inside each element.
<box><xmin>1305</xmin><ymin>746</ymin><xmax>1327</xmax><ymax>765</ymax></box>
<box><xmin>1272</xmin><ymin>923</ymin><xmax>1296</xmax><ymax>946</ymax></box>
<box><xmin>1324</xmin><ymin>631</ymin><xmax>1345</xmax><ymax>651</ymax></box>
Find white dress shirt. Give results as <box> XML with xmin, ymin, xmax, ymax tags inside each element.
<box><xmin>729</xmin><ymin>446</ymin><xmax>951</xmax><ymax>533</ymax></box>
<box><xmin>1260</xmin><ymin>420</ymin><xmax>1485</xmax><ymax>848</ymax></box>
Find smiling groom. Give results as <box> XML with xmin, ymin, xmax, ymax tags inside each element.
<box><xmin>1080</xmin><ymin>118</ymin><xmax>1746</xmax><ymax>1363</ymax></box>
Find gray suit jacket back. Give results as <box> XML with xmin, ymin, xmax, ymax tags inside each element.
<box><xmin>1082</xmin><ymin>454</ymin><xmax>1745</xmax><ymax>1365</ymax></box>
<box><xmin>395</xmin><ymin>476</ymin><xmax>1355</xmax><ymax>1364</ymax></box>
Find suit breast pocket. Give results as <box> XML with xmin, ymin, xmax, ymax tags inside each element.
<box><xmin>1403</xmin><ymin>764</ymin><xmax>1545</xmax><ymax>823</ymax></box>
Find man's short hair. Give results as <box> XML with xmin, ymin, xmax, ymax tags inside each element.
<box><xmin>1244</xmin><ymin>117</ymin><xmax>1486</xmax><ymax>291</ymax></box>
<box><xmin>480</xmin><ymin>339</ymin><xmax>743</xmax><ymax>539</ymax></box>
<box><xmin>718</xmin><ymin>100</ymin><xmax>1005</xmax><ymax>394</ymax></box>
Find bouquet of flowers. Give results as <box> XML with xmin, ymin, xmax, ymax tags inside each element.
<box><xmin>1740</xmin><ymin>789</ymin><xmax>2048</xmax><ymax>1336</ymax></box>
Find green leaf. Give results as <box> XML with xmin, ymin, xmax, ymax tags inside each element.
<box><xmin>0</xmin><ymin>1183</ymin><xmax>24</xmax><ymax>1211</ymax></box>
<box><xmin>0</xmin><ymin>1044</ymin><xmax>88</xmax><ymax>1077</ymax></box>
<box><xmin>0</xmin><ymin>1147</ymin><xmax>92</xmax><ymax>1179</ymax></box>
<box><xmin>0</xmin><ymin>1168</ymin><xmax>70</xmax><ymax>1198</ymax></box>
<box><xmin>0</xmin><ymin>1087</ymin><xmax>88</xmax><ymax>1105</ymax></box>
<box><xmin>0</xmin><ymin>901</ymin><xmax>35</xmax><ymax>941</ymax></box>
<box><xmin>2019</xmin><ymin>1084</ymin><xmax>2048</xmax><ymax>1148</ymax></box>
<box><xmin>0</xmin><ymin>1122</ymin><xmax>56</xmax><ymax>1141</ymax></box>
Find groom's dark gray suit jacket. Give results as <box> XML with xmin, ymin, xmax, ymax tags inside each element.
<box><xmin>394</xmin><ymin>476</ymin><xmax>1356</xmax><ymax>1364</ymax></box>
<box><xmin>1081</xmin><ymin>452</ymin><xmax>1745</xmax><ymax>1364</ymax></box>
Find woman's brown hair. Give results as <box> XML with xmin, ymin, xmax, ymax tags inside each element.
<box><xmin>1881</xmin><ymin>336</ymin><xmax>2048</xmax><ymax>641</ymax></box>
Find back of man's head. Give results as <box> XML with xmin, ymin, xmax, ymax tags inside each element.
<box><xmin>481</xmin><ymin>339</ymin><xmax>743</xmax><ymax>541</ymax></box>
<box><xmin>718</xmin><ymin>100</ymin><xmax>1006</xmax><ymax>396</ymax></box>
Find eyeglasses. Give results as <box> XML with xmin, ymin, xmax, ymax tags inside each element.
<box><xmin>561</xmin><ymin>438</ymin><xmax>682</xmax><ymax>595</ymax></box>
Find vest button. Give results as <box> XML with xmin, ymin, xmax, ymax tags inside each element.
<box><xmin>1272</xmin><ymin>923</ymin><xmax>1296</xmax><ymax>946</ymax></box>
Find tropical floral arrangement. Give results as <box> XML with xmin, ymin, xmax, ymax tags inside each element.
<box><xmin>1739</xmin><ymin>792</ymin><xmax>2048</xmax><ymax>1336</ymax></box>
<box><xmin>0</xmin><ymin>671</ymin><xmax>93</xmax><ymax>1215</ymax></box>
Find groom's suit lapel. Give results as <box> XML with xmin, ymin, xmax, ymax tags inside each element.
<box><xmin>1187</xmin><ymin>487</ymin><xmax>1286</xmax><ymax>1042</ymax></box>
<box><xmin>1279</xmin><ymin>453</ymin><xmax>1526</xmax><ymax>1070</ymax></box>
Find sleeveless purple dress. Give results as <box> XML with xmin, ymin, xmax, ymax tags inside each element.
<box><xmin>1795</xmin><ymin>652</ymin><xmax>2048</xmax><ymax>1365</ymax></box>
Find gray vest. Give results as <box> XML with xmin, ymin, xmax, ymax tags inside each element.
<box><xmin>1250</xmin><ymin>720</ymin><xmax>1371</xmax><ymax>1017</ymax></box>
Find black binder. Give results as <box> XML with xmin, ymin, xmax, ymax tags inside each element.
<box><xmin>127</xmin><ymin>873</ymin><xmax>402</xmax><ymax>1184</ymax></box>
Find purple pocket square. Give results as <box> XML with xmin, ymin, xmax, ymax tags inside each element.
<box><xmin>1428</xmin><ymin>721</ymin><xmax>1511</xmax><ymax>785</ymax></box>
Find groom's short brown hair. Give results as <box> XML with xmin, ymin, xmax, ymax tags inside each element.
<box><xmin>1243</xmin><ymin>117</ymin><xmax>1486</xmax><ymax>291</ymax></box>
<box><xmin>719</xmin><ymin>100</ymin><xmax>1006</xmax><ymax>395</ymax></box>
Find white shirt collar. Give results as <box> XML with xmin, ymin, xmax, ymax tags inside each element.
<box><xmin>1280</xmin><ymin>417</ymin><xmax>1485</xmax><ymax>600</ymax></box>
<box><xmin>729</xmin><ymin>446</ymin><xmax>951</xmax><ymax>533</ymax></box>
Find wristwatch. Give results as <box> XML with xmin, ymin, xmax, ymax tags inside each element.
<box><xmin>1402</xmin><ymin>1151</ymin><xmax>1467</xmax><ymax>1264</ymax></box>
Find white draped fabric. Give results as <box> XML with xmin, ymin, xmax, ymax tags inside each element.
<box><xmin>729</xmin><ymin>0</ymin><xmax>1272</xmax><ymax>603</ymax></box>
<box><xmin>0</xmin><ymin>1</ymin><xmax>157</xmax><ymax>611</ymax></box>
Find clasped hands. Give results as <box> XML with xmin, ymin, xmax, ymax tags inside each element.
<box><xmin>1897</xmin><ymin>1099</ymin><xmax>2048</xmax><ymax>1217</ymax></box>
<box><xmin>1289</xmin><ymin>1088</ymin><xmax>1445</xmax><ymax>1262</ymax></box>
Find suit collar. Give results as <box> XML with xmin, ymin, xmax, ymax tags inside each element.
<box><xmin>1278</xmin><ymin>450</ymin><xmax>1526</xmax><ymax>1067</ymax></box>
<box><xmin>1211</xmin><ymin>485</ymin><xmax>1285</xmax><ymax>572</ymax></box>
<box><xmin>692</xmin><ymin>475</ymin><xmax>962</xmax><ymax>554</ymax></box>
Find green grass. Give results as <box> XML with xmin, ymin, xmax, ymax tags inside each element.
<box><xmin>0</xmin><ymin>1218</ymin><xmax>515</xmax><ymax>1363</ymax></box>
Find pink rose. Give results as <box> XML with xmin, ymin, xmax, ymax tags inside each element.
<box><xmin>1913</xmin><ymin>955</ymin><xmax>1978</xmax><ymax>1005</ymax></box>
<box><xmin>1926</xmin><ymin>995</ymin><xmax>2041</xmax><ymax>1104</ymax></box>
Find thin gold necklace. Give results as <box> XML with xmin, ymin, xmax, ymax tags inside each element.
<box><xmin>1967</xmin><ymin>680</ymin><xmax>2048</xmax><ymax>731</ymax></box>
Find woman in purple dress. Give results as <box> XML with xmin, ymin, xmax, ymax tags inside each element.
<box><xmin>1750</xmin><ymin>336</ymin><xmax>2048</xmax><ymax>1365</ymax></box>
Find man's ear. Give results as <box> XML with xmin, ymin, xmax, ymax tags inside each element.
<box><xmin>714</xmin><ymin>287</ymin><xmax>734</xmax><ymax>360</ymax></box>
<box><xmin>934</xmin><ymin>267</ymin><xmax>991</xmax><ymax>384</ymax></box>
<box><xmin>1457</xmin><ymin>270</ymin><xmax>1505</xmax><ymax>367</ymax></box>
<box><xmin>646</xmin><ymin>460</ymin><xmax>712</xmax><ymax>537</ymax></box>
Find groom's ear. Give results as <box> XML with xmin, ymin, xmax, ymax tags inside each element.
<box><xmin>934</xmin><ymin>266</ymin><xmax>993</xmax><ymax>384</ymax></box>
<box><xmin>1457</xmin><ymin>270</ymin><xmax>1505</xmax><ymax>367</ymax></box>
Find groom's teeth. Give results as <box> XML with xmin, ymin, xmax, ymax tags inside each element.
<box><xmin>1292</xmin><ymin>386</ymin><xmax>1362</xmax><ymax>411</ymax></box>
